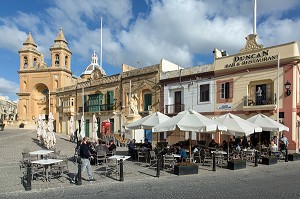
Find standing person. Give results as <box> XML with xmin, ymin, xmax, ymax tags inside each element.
<box><xmin>281</xmin><ymin>134</ymin><xmax>289</xmax><ymax>148</ymax></box>
<box><xmin>73</xmin><ymin>129</ymin><xmax>78</xmax><ymax>143</ymax></box>
<box><xmin>72</xmin><ymin>137</ymin><xmax>95</xmax><ymax>183</ymax></box>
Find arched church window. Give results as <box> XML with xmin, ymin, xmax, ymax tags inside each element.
<box><xmin>33</xmin><ymin>58</ymin><xmax>37</xmax><ymax>67</ymax></box>
<box><xmin>65</xmin><ymin>56</ymin><xmax>68</xmax><ymax>66</ymax></box>
<box><xmin>24</xmin><ymin>57</ymin><xmax>28</xmax><ymax>68</ymax></box>
<box><xmin>55</xmin><ymin>54</ymin><xmax>59</xmax><ymax>66</ymax></box>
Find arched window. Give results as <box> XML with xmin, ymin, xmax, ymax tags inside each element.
<box><xmin>55</xmin><ymin>54</ymin><xmax>59</xmax><ymax>66</ymax></box>
<box><xmin>33</xmin><ymin>58</ymin><xmax>37</xmax><ymax>67</ymax></box>
<box><xmin>24</xmin><ymin>57</ymin><xmax>28</xmax><ymax>68</ymax></box>
<box><xmin>65</xmin><ymin>56</ymin><xmax>68</xmax><ymax>66</ymax></box>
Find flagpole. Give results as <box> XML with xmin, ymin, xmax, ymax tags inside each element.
<box><xmin>253</xmin><ymin>0</ymin><xmax>257</xmax><ymax>35</ymax></box>
<box><xmin>277</xmin><ymin>53</ymin><xmax>280</xmax><ymax>145</ymax></box>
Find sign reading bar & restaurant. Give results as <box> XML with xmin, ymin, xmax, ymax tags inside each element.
<box><xmin>225</xmin><ymin>50</ymin><xmax>278</xmax><ymax>68</ymax></box>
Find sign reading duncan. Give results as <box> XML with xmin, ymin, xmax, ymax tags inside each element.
<box><xmin>225</xmin><ymin>50</ymin><xmax>278</xmax><ymax>68</ymax></box>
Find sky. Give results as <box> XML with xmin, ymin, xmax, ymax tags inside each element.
<box><xmin>1</xmin><ymin>0</ymin><xmax>300</xmax><ymax>102</ymax></box>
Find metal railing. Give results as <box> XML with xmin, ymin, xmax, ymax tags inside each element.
<box><xmin>243</xmin><ymin>95</ymin><xmax>276</xmax><ymax>106</ymax></box>
<box><xmin>78</xmin><ymin>103</ymin><xmax>115</xmax><ymax>113</ymax></box>
<box><xmin>165</xmin><ymin>104</ymin><xmax>184</xmax><ymax>114</ymax></box>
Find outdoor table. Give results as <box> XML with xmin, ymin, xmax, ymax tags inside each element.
<box><xmin>108</xmin><ymin>155</ymin><xmax>131</xmax><ymax>161</ymax></box>
<box><xmin>31</xmin><ymin>158</ymin><xmax>63</xmax><ymax>181</ymax></box>
<box><xmin>29</xmin><ymin>150</ymin><xmax>54</xmax><ymax>159</ymax></box>
<box><xmin>172</xmin><ymin>154</ymin><xmax>181</xmax><ymax>158</ymax></box>
<box><xmin>211</xmin><ymin>151</ymin><xmax>227</xmax><ymax>155</ymax></box>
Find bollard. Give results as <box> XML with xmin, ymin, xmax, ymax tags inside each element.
<box><xmin>285</xmin><ymin>148</ymin><xmax>288</xmax><ymax>162</ymax></box>
<box><xmin>254</xmin><ymin>150</ymin><xmax>258</xmax><ymax>167</ymax></box>
<box><xmin>119</xmin><ymin>159</ymin><xmax>124</xmax><ymax>182</ymax></box>
<box><xmin>212</xmin><ymin>153</ymin><xmax>216</xmax><ymax>172</ymax></box>
<box><xmin>156</xmin><ymin>155</ymin><xmax>161</xmax><ymax>178</ymax></box>
<box><xmin>24</xmin><ymin>164</ymin><xmax>32</xmax><ymax>191</ymax></box>
<box><xmin>76</xmin><ymin>158</ymin><xmax>82</xmax><ymax>185</ymax></box>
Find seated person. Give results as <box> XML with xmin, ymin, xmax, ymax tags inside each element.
<box><xmin>108</xmin><ymin>140</ymin><xmax>117</xmax><ymax>153</ymax></box>
<box><xmin>208</xmin><ymin>139</ymin><xmax>218</xmax><ymax>148</ymax></box>
<box><xmin>269</xmin><ymin>141</ymin><xmax>278</xmax><ymax>152</ymax></box>
<box><xmin>128</xmin><ymin>139</ymin><xmax>136</xmax><ymax>159</ymax></box>
<box><xmin>143</xmin><ymin>139</ymin><xmax>152</xmax><ymax>150</ymax></box>
<box><xmin>95</xmin><ymin>140</ymin><xmax>109</xmax><ymax>156</ymax></box>
<box><xmin>279</xmin><ymin>140</ymin><xmax>286</xmax><ymax>151</ymax></box>
<box><xmin>222</xmin><ymin>140</ymin><xmax>228</xmax><ymax>151</ymax></box>
<box><xmin>179</xmin><ymin>146</ymin><xmax>188</xmax><ymax>162</ymax></box>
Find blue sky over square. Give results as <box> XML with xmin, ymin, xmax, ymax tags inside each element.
<box><xmin>0</xmin><ymin>0</ymin><xmax>300</xmax><ymax>101</ymax></box>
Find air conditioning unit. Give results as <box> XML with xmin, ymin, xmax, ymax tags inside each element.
<box><xmin>147</xmin><ymin>105</ymin><xmax>152</xmax><ymax>111</ymax></box>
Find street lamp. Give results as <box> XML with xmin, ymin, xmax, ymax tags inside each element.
<box><xmin>284</xmin><ymin>80</ymin><xmax>291</xmax><ymax>96</ymax></box>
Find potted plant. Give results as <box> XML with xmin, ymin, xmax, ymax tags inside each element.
<box><xmin>227</xmin><ymin>158</ymin><xmax>246</xmax><ymax>170</ymax></box>
<box><xmin>174</xmin><ymin>162</ymin><xmax>198</xmax><ymax>175</ymax></box>
<box><xmin>261</xmin><ymin>155</ymin><xmax>278</xmax><ymax>165</ymax></box>
<box><xmin>288</xmin><ymin>153</ymin><xmax>299</xmax><ymax>161</ymax></box>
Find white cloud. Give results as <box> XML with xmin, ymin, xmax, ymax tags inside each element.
<box><xmin>0</xmin><ymin>77</ymin><xmax>19</xmax><ymax>101</ymax></box>
<box><xmin>1</xmin><ymin>0</ymin><xmax>300</xmax><ymax>75</ymax></box>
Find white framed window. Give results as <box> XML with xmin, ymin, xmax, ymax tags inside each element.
<box><xmin>199</xmin><ymin>84</ymin><xmax>210</xmax><ymax>102</ymax></box>
<box><xmin>221</xmin><ymin>82</ymin><xmax>230</xmax><ymax>99</ymax></box>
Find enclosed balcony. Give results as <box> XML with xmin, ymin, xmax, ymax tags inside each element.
<box><xmin>78</xmin><ymin>103</ymin><xmax>115</xmax><ymax>113</ymax></box>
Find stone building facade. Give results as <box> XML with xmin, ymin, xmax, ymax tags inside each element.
<box><xmin>17</xmin><ymin>28</ymin><xmax>73</xmax><ymax>128</ymax></box>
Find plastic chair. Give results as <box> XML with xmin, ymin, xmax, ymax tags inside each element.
<box><xmin>163</xmin><ymin>154</ymin><xmax>175</xmax><ymax>170</ymax></box>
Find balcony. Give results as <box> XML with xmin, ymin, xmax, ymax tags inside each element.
<box><xmin>78</xmin><ymin>103</ymin><xmax>115</xmax><ymax>113</ymax></box>
<box><xmin>242</xmin><ymin>95</ymin><xmax>276</xmax><ymax>112</ymax></box>
<box><xmin>62</xmin><ymin>106</ymin><xmax>75</xmax><ymax>114</ymax></box>
<box><xmin>165</xmin><ymin>104</ymin><xmax>185</xmax><ymax>115</ymax></box>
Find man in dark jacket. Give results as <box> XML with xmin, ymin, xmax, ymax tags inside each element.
<box><xmin>72</xmin><ymin>137</ymin><xmax>95</xmax><ymax>183</ymax></box>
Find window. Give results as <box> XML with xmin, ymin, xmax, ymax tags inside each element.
<box><xmin>199</xmin><ymin>84</ymin><xmax>210</xmax><ymax>102</ymax></box>
<box><xmin>24</xmin><ymin>57</ymin><xmax>28</xmax><ymax>68</ymax></box>
<box><xmin>33</xmin><ymin>58</ymin><xmax>37</xmax><ymax>67</ymax></box>
<box><xmin>221</xmin><ymin>82</ymin><xmax>230</xmax><ymax>99</ymax></box>
<box><xmin>144</xmin><ymin>93</ymin><xmax>152</xmax><ymax>111</ymax></box>
<box><xmin>55</xmin><ymin>54</ymin><xmax>59</xmax><ymax>65</ymax></box>
<box><xmin>217</xmin><ymin>79</ymin><xmax>233</xmax><ymax>103</ymax></box>
<box><xmin>65</xmin><ymin>56</ymin><xmax>68</xmax><ymax>66</ymax></box>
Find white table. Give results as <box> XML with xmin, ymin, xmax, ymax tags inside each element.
<box><xmin>211</xmin><ymin>151</ymin><xmax>227</xmax><ymax>155</ymax></box>
<box><xmin>29</xmin><ymin>150</ymin><xmax>54</xmax><ymax>159</ymax></box>
<box><xmin>108</xmin><ymin>155</ymin><xmax>131</xmax><ymax>161</ymax></box>
<box><xmin>31</xmin><ymin>159</ymin><xmax>63</xmax><ymax>181</ymax></box>
<box><xmin>171</xmin><ymin>154</ymin><xmax>181</xmax><ymax>158</ymax></box>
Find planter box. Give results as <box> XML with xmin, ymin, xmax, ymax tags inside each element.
<box><xmin>288</xmin><ymin>153</ymin><xmax>299</xmax><ymax>161</ymax></box>
<box><xmin>261</xmin><ymin>157</ymin><xmax>278</xmax><ymax>165</ymax></box>
<box><xmin>174</xmin><ymin>165</ymin><xmax>198</xmax><ymax>175</ymax></box>
<box><xmin>227</xmin><ymin>160</ymin><xmax>246</xmax><ymax>170</ymax></box>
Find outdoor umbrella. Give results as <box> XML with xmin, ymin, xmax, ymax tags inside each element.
<box><xmin>69</xmin><ymin>116</ymin><xmax>74</xmax><ymax>135</ymax></box>
<box><xmin>213</xmin><ymin>113</ymin><xmax>262</xmax><ymax>136</ymax></box>
<box><xmin>153</xmin><ymin>109</ymin><xmax>227</xmax><ymax>161</ymax></box>
<box><xmin>80</xmin><ymin>115</ymin><xmax>85</xmax><ymax>139</ymax></box>
<box><xmin>92</xmin><ymin>114</ymin><xmax>98</xmax><ymax>141</ymax></box>
<box><xmin>153</xmin><ymin>109</ymin><xmax>227</xmax><ymax>133</ymax></box>
<box><xmin>247</xmin><ymin>113</ymin><xmax>289</xmax><ymax>132</ymax></box>
<box><xmin>126</xmin><ymin>111</ymin><xmax>171</xmax><ymax>130</ymax></box>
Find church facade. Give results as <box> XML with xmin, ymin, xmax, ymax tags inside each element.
<box><xmin>17</xmin><ymin>28</ymin><xmax>73</xmax><ymax>128</ymax></box>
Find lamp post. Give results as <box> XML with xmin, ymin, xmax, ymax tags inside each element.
<box><xmin>284</xmin><ymin>80</ymin><xmax>291</xmax><ymax>96</ymax></box>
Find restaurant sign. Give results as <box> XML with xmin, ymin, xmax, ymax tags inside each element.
<box><xmin>217</xmin><ymin>104</ymin><xmax>233</xmax><ymax>110</ymax></box>
<box><xmin>224</xmin><ymin>50</ymin><xmax>278</xmax><ymax>68</ymax></box>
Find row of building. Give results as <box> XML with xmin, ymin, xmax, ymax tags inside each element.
<box><xmin>0</xmin><ymin>96</ymin><xmax>17</xmax><ymax>122</ymax></box>
<box><xmin>17</xmin><ymin>29</ymin><xmax>300</xmax><ymax>152</ymax></box>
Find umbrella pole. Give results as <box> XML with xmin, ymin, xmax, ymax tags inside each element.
<box><xmin>189</xmin><ymin>131</ymin><xmax>192</xmax><ymax>162</ymax></box>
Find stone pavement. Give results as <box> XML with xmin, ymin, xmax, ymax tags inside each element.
<box><xmin>0</xmin><ymin>128</ymin><xmax>298</xmax><ymax>195</ymax></box>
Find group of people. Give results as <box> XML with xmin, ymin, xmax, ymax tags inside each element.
<box><xmin>128</xmin><ymin>138</ymin><xmax>153</xmax><ymax>160</ymax></box>
<box><xmin>71</xmin><ymin>137</ymin><xmax>117</xmax><ymax>184</ymax></box>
